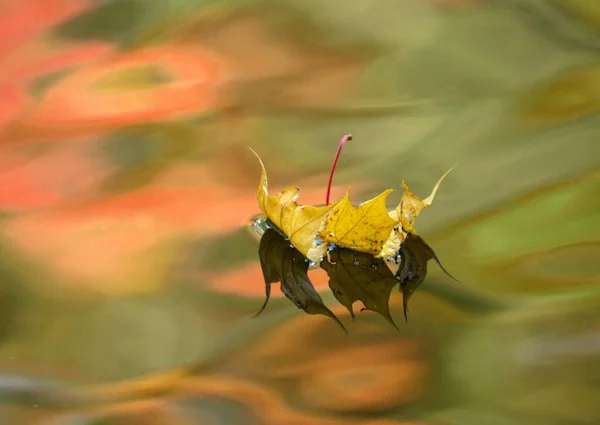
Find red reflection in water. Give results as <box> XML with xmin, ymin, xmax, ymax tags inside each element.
<box><xmin>0</xmin><ymin>0</ymin><xmax>114</xmax><ymax>136</ymax></box>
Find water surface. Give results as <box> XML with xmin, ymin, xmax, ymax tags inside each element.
<box><xmin>0</xmin><ymin>1</ymin><xmax>599</xmax><ymax>424</ymax></box>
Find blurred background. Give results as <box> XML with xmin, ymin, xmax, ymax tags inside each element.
<box><xmin>0</xmin><ymin>0</ymin><xmax>599</xmax><ymax>424</ymax></box>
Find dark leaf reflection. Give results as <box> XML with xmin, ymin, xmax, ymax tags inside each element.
<box><xmin>255</xmin><ymin>228</ymin><xmax>346</xmax><ymax>333</ymax></box>
<box><xmin>256</xmin><ymin>224</ymin><xmax>457</xmax><ymax>331</ymax></box>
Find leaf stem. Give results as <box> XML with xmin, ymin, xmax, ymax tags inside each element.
<box><xmin>326</xmin><ymin>134</ymin><xmax>352</xmax><ymax>206</ymax></box>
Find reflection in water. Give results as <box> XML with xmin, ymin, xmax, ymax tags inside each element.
<box><xmin>255</xmin><ymin>220</ymin><xmax>458</xmax><ymax>330</ymax></box>
<box><xmin>255</xmin><ymin>227</ymin><xmax>346</xmax><ymax>331</ymax></box>
<box><xmin>0</xmin><ymin>0</ymin><xmax>599</xmax><ymax>424</ymax></box>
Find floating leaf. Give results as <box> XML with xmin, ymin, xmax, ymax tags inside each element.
<box><xmin>250</xmin><ymin>148</ymin><xmax>337</xmax><ymax>263</ymax></box>
<box><xmin>396</xmin><ymin>233</ymin><xmax>458</xmax><ymax>321</ymax></box>
<box><xmin>321</xmin><ymin>247</ymin><xmax>399</xmax><ymax>329</ymax></box>
<box><xmin>320</xmin><ymin>188</ymin><xmax>398</xmax><ymax>257</ymax></box>
<box><xmin>250</xmin><ymin>136</ymin><xmax>453</xmax><ymax>260</ymax></box>
<box><xmin>250</xmin><ymin>135</ymin><xmax>457</xmax><ymax>331</ymax></box>
<box><xmin>256</xmin><ymin>229</ymin><xmax>346</xmax><ymax>332</ymax></box>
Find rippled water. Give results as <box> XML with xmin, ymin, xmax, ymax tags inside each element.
<box><xmin>1</xmin><ymin>1</ymin><xmax>599</xmax><ymax>424</ymax></box>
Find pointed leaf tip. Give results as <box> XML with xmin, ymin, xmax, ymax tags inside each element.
<box><xmin>423</xmin><ymin>166</ymin><xmax>454</xmax><ymax>206</ymax></box>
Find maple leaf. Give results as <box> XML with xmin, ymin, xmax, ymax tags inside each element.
<box><xmin>250</xmin><ymin>135</ymin><xmax>453</xmax><ymax>260</ymax></box>
<box><xmin>255</xmin><ymin>228</ymin><xmax>346</xmax><ymax>332</ymax></box>
<box><xmin>249</xmin><ymin>147</ymin><xmax>338</xmax><ymax>263</ymax></box>
<box><xmin>250</xmin><ymin>135</ymin><xmax>458</xmax><ymax>331</ymax></box>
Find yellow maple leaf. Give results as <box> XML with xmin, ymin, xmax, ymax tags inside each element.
<box><xmin>320</xmin><ymin>188</ymin><xmax>398</xmax><ymax>256</ymax></box>
<box><xmin>250</xmin><ymin>142</ymin><xmax>453</xmax><ymax>261</ymax></box>
<box><xmin>250</xmin><ymin>148</ymin><xmax>337</xmax><ymax>262</ymax></box>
